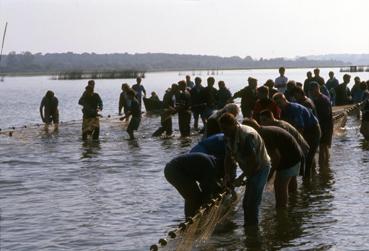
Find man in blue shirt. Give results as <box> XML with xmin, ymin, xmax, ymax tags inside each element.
<box><xmin>190</xmin><ymin>133</ymin><xmax>226</xmax><ymax>177</ymax></box>
<box><xmin>273</xmin><ymin>93</ymin><xmax>321</xmax><ymax>179</ymax></box>
<box><xmin>190</xmin><ymin>133</ymin><xmax>225</xmax><ymax>158</ymax></box>
<box><xmin>164</xmin><ymin>153</ymin><xmax>222</xmax><ymax>218</ymax></box>
<box><xmin>132</xmin><ymin>77</ymin><xmax>146</xmax><ymax>107</ymax></box>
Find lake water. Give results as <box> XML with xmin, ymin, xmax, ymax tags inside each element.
<box><xmin>0</xmin><ymin>68</ymin><xmax>369</xmax><ymax>251</ymax></box>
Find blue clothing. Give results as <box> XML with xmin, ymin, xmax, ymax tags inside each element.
<box><xmin>186</xmin><ymin>80</ymin><xmax>195</xmax><ymax>89</ymax></box>
<box><xmin>326</xmin><ymin>77</ymin><xmax>339</xmax><ymax>91</ymax></box>
<box><xmin>164</xmin><ymin>152</ymin><xmax>222</xmax><ymax>217</ymax></box>
<box><xmin>216</xmin><ymin>88</ymin><xmax>232</xmax><ymax>109</ymax></box>
<box><xmin>320</xmin><ymin>85</ymin><xmax>331</xmax><ymax>100</ymax></box>
<box><xmin>132</xmin><ymin>84</ymin><xmax>146</xmax><ymax>103</ymax></box>
<box><xmin>130</xmin><ymin>98</ymin><xmax>141</xmax><ymax>118</ymax></box>
<box><xmin>281</xmin><ymin>102</ymin><xmax>318</xmax><ymax>130</ymax></box>
<box><xmin>190</xmin><ymin>133</ymin><xmax>225</xmax><ymax>159</ymax></box>
<box><xmin>243</xmin><ymin>165</ymin><xmax>270</xmax><ymax>225</ymax></box>
<box><xmin>275</xmin><ymin>76</ymin><xmax>288</xmax><ymax>93</ymax></box>
<box><xmin>278</xmin><ymin>162</ymin><xmax>300</xmax><ymax>178</ymax></box>
<box><xmin>351</xmin><ymin>84</ymin><xmax>364</xmax><ymax>104</ymax></box>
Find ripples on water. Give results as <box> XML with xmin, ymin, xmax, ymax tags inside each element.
<box><xmin>1</xmin><ymin>116</ymin><xmax>197</xmax><ymax>251</ymax></box>
<box><xmin>1</xmin><ymin>114</ymin><xmax>368</xmax><ymax>251</ymax></box>
<box><xmin>1</xmin><ymin>71</ymin><xmax>369</xmax><ymax>250</ymax></box>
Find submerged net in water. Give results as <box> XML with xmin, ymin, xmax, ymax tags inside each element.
<box><xmin>152</xmin><ymin>186</ymin><xmax>245</xmax><ymax>251</ymax></box>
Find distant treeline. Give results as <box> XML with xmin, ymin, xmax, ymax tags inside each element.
<box><xmin>0</xmin><ymin>51</ymin><xmax>350</xmax><ymax>74</ymax></box>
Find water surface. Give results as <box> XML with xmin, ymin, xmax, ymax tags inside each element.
<box><xmin>1</xmin><ymin>69</ymin><xmax>369</xmax><ymax>250</ymax></box>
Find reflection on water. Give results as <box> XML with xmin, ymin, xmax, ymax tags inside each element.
<box><xmin>81</xmin><ymin>141</ymin><xmax>101</xmax><ymax>159</ymax></box>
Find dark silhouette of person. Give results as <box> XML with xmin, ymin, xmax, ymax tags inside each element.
<box><xmin>132</xmin><ymin>76</ymin><xmax>146</xmax><ymax>107</ymax></box>
<box><xmin>40</xmin><ymin>90</ymin><xmax>59</xmax><ymax>131</ymax></box>
<box><xmin>164</xmin><ymin>153</ymin><xmax>222</xmax><ymax>218</ymax></box>
<box><xmin>125</xmin><ymin>89</ymin><xmax>141</xmax><ymax>139</ymax></box>
<box><xmin>176</xmin><ymin>80</ymin><xmax>192</xmax><ymax>137</ymax></box>
<box><xmin>334</xmin><ymin>74</ymin><xmax>352</xmax><ymax>106</ymax></box>
<box><xmin>152</xmin><ymin>84</ymin><xmax>178</xmax><ymax>137</ymax></box>
<box><xmin>119</xmin><ymin>83</ymin><xmax>131</xmax><ymax>121</ymax></box>
<box><xmin>216</xmin><ymin>80</ymin><xmax>232</xmax><ymax>109</ymax></box>
<box><xmin>78</xmin><ymin>84</ymin><xmax>103</xmax><ymax>140</ymax></box>
<box><xmin>233</xmin><ymin>77</ymin><xmax>258</xmax><ymax>118</ymax></box>
<box><xmin>190</xmin><ymin>77</ymin><xmax>206</xmax><ymax>130</ymax></box>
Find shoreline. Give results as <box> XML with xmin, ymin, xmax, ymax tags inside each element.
<box><xmin>0</xmin><ymin>65</ymin><xmax>349</xmax><ymax>78</ymax></box>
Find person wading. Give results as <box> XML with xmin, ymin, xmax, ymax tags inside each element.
<box><xmin>78</xmin><ymin>84</ymin><xmax>103</xmax><ymax>140</ymax></box>
<box><xmin>40</xmin><ymin>90</ymin><xmax>59</xmax><ymax>132</ymax></box>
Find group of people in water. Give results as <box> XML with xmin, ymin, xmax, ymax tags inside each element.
<box><xmin>39</xmin><ymin>67</ymin><xmax>369</xmax><ymax>226</ymax></box>
<box><xmin>161</xmin><ymin>67</ymin><xmax>369</xmax><ymax>227</ymax></box>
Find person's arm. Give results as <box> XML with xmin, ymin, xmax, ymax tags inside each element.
<box><xmin>78</xmin><ymin>92</ymin><xmax>86</xmax><ymax>106</ymax></box>
<box><xmin>226</xmin><ymin>89</ymin><xmax>232</xmax><ymax>101</ymax></box>
<box><xmin>97</xmin><ymin>94</ymin><xmax>103</xmax><ymax>111</ymax></box>
<box><xmin>186</xmin><ymin>92</ymin><xmax>192</xmax><ymax>110</ymax></box>
<box><xmin>142</xmin><ymin>86</ymin><xmax>146</xmax><ymax>97</ymax></box>
<box><xmin>232</xmin><ymin>88</ymin><xmax>244</xmax><ymax>99</ymax></box>
<box><xmin>274</xmin><ymin>103</ymin><xmax>282</xmax><ymax>119</ymax></box>
<box><xmin>268</xmin><ymin>149</ymin><xmax>280</xmax><ymax>181</ymax></box>
<box><xmin>223</xmin><ymin>151</ymin><xmax>236</xmax><ymax>187</ymax></box>
<box><xmin>40</xmin><ymin>98</ymin><xmax>45</xmax><ymax>122</ymax></box>
<box><xmin>119</xmin><ymin>93</ymin><xmax>124</xmax><ymax>115</ymax></box>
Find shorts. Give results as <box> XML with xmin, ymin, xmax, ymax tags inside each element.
<box><xmin>278</xmin><ymin>161</ymin><xmax>301</xmax><ymax>178</ymax></box>
<box><xmin>127</xmin><ymin>116</ymin><xmax>141</xmax><ymax>131</ymax></box>
<box><xmin>82</xmin><ymin>117</ymin><xmax>100</xmax><ymax>133</ymax></box>
<box><xmin>45</xmin><ymin>111</ymin><xmax>59</xmax><ymax>124</ymax></box>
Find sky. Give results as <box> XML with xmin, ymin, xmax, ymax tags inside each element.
<box><xmin>0</xmin><ymin>0</ymin><xmax>369</xmax><ymax>58</ymax></box>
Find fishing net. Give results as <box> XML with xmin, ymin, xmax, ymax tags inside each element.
<box><xmin>161</xmin><ymin>186</ymin><xmax>245</xmax><ymax>251</ymax></box>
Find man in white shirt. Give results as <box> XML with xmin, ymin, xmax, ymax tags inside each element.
<box><xmin>275</xmin><ymin>67</ymin><xmax>288</xmax><ymax>93</ymax></box>
<box><xmin>219</xmin><ymin>112</ymin><xmax>271</xmax><ymax>226</ymax></box>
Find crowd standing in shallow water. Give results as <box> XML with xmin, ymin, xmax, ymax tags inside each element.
<box><xmin>38</xmin><ymin>68</ymin><xmax>369</xmax><ymax>228</ymax></box>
